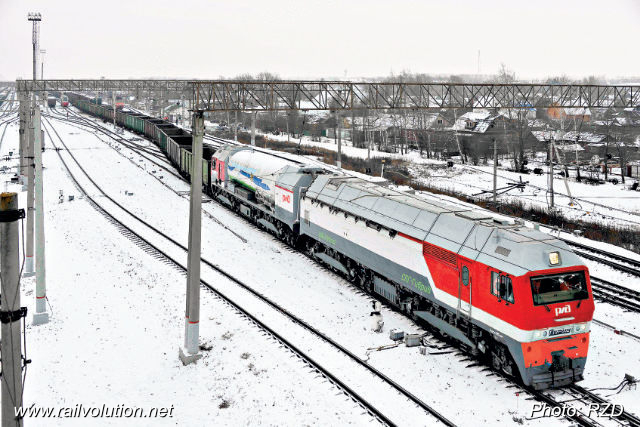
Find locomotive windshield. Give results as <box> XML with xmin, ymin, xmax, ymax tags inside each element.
<box><xmin>530</xmin><ymin>271</ymin><xmax>588</xmax><ymax>306</ymax></box>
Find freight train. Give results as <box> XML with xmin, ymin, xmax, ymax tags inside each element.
<box><xmin>66</xmin><ymin>92</ymin><xmax>595</xmax><ymax>390</ymax></box>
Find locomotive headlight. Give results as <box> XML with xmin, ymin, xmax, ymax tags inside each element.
<box><xmin>574</xmin><ymin>323</ymin><xmax>587</xmax><ymax>333</ymax></box>
<box><xmin>548</xmin><ymin>251</ymin><xmax>561</xmax><ymax>266</ymax></box>
<box><xmin>533</xmin><ymin>329</ymin><xmax>549</xmax><ymax>340</ymax></box>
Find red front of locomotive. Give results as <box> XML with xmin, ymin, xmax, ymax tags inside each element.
<box><xmin>478</xmin><ymin>262</ymin><xmax>595</xmax><ymax>389</ymax></box>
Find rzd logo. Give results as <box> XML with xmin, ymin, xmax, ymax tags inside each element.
<box><xmin>282</xmin><ymin>194</ymin><xmax>291</xmax><ymax>203</ymax></box>
<box><xmin>555</xmin><ymin>304</ymin><xmax>571</xmax><ymax>316</ymax></box>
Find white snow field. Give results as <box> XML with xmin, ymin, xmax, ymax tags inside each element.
<box><xmin>0</xmin><ymin>108</ymin><xmax>637</xmax><ymax>426</ymax></box>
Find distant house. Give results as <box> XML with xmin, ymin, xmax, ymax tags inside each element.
<box><xmin>453</xmin><ymin>111</ymin><xmax>504</xmax><ymax>134</ymax></box>
<box><xmin>547</xmin><ymin>104</ymin><xmax>591</xmax><ymax>122</ymax></box>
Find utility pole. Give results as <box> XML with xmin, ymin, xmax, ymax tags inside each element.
<box><xmin>250</xmin><ymin>112</ymin><xmax>256</xmax><ymax>146</ymax></box>
<box><xmin>112</xmin><ymin>92</ymin><xmax>116</xmax><ymax>129</ymax></box>
<box><xmin>492</xmin><ymin>138</ymin><xmax>498</xmax><ymax>204</ymax></box>
<box><xmin>24</xmin><ymin>106</ymin><xmax>35</xmax><ymax>277</ymax></box>
<box><xmin>25</xmin><ymin>13</ymin><xmax>40</xmax><ymax>276</ymax></box>
<box><xmin>1</xmin><ymin>192</ymin><xmax>26</xmax><ymax>427</ymax></box>
<box><xmin>234</xmin><ymin>111</ymin><xmax>238</xmax><ymax>142</ymax></box>
<box><xmin>32</xmin><ymin>107</ymin><xmax>50</xmax><ymax>325</ymax></box>
<box><xmin>40</xmin><ymin>49</ymin><xmax>47</xmax><ymax>107</ymax></box>
<box><xmin>453</xmin><ymin>109</ymin><xmax>464</xmax><ymax>164</ymax></box>
<box><xmin>18</xmin><ymin>92</ymin><xmax>27</xmax><ymax>190</ymax></box>
<box><xmin>40</xmin><ymin>49</ymin><xmax>46</xmax><ymax>80</ymax></box>
<box><xmin>286</xmin><ymin>112</ymin><xmax>290</xmax><ymax>144</ymax></box>
<box><xmin>548</xmin><ymin>139</ymin><xmax>555</xmax><ymax>209</ymax></box>
<box><xmin>336</xmin><ymin>110</ymin><xmax>342</xmax><ymax>169</ymax></box>
<box><xmin>180</xmin><ymin>111</ymin><xmax>204</xmax><ymax>365</ymax></box>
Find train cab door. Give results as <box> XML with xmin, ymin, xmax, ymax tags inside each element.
<box><xmin>458</xmin><ymin>260</ymin><xmax>473</xmax><ymax>318</ymax></box>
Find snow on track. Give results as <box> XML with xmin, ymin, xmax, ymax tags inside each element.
<box><xmin>1</xmin><ymin>121</ymin><xmax>382</xmax><ymax>426</ymax></box>
<box><xmin>49</xmin><ymin>111</ymin><xmax>570</xmax><ymax>426</ymax></box>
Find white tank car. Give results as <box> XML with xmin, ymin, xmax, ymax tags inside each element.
<box><xmin>227</xmin><ymin>149</ymin><xmax>297</xmax><ymax>205</ymax></box>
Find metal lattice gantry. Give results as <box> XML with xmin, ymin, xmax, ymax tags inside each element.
<box><xmin>15</xmin><ymin>79</ymin><xmax>640</xmax><ymax>111</ymax></box>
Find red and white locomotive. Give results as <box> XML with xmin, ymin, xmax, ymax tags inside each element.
<box><xmin>211</xmin><ymin>145</ymin><xmax>594</xmax><ymax>390</ymax></box>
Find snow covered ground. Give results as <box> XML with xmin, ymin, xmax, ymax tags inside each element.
<box><xmin>2</xmin><ymin>118</ymin><xmax>386</xmax><ymax>426</ymax></box>
<box><xmin>1</xmin><ymin>108</ymin><xmax>638</xmax><ymax>426</ymax></box>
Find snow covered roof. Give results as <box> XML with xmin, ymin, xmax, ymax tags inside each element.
<box><xmin>531</xmin><ymin>130</ymin><xmax>606</xmax><ymax>143</ymax></box>
<box><xmin>562</xmin><ymin>131</ymin><xmax>605</xmax><ymax>143</ymax></box>
<box><xmin>460</xmin><ymin>111</ymin><xmax>491</xmax><ymax>121</ymax></box>
<box><xmin>557</xmin><ymin>143</ymin><xmax>584</xmax><ymax>152</ymax></box>
<box><xmin>563</xmin><ymin>107</ymin><xmax>591</xmax><ymax>116</ymax></box>
<box><xmin>452</xmin><ymin>111</ymin><xmax>499</xmax><ymax>133</ymax></box>
<box><xmin>528</xmin><ymin>119</ymin><xmax>547</xmax><ymax>129</ymax></box>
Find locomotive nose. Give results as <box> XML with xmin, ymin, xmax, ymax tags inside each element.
<box><xmin>522</xmin><ymin>331</ymin><xmax>589</xmax><ymax>389</ymax></box>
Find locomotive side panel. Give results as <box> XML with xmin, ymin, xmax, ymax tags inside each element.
<box><xmin>300</xmin><ymin>198</ymin><xmax>436</xmax><ymax>301</ymax></box>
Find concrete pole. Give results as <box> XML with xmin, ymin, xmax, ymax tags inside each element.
<box><xmin>1</xmin><ymin>192</ymin><xmax>25</xmax><ymax>427</ymax></box>
<box><xmin>336</xmin><ymin>111</ymin><xmax>342</xmax><ymax>169</ymax></box>
<box><xmin>250</xmin><ymin>112</ymin><xmax>256</xmax><ymax>146</ymax></box>
<box><xmin>180</xmin><ymin>111</ymin><xmax>203</xmax><ymax>365</ymax></box>
<box><xmin>32</xmin><ymin>107</ymin><xmax>49</xmax><ymax>325</ymax></box>
<box><xmin>24</xmin><ymin>101</ymin><xmax>35</xmax><ymax>277</ymax></box>
<box><xmin>549</xmin><ymin>139</ymin><xmax>555</xmax><ymax>209</ymax></box>
<box><xmin>234</xmin><ymin>111</ymin><xmax>238</xmax><ymax>142</ymax></box>
<box><xmin>112</xmin><ymin>93</ymin><xmax>116</xmax><ymax>129</ymax></box>
<box><xmin>492</xmin><ymin>138</ymin><xmax>498</xmax><ymax>204</ymax></box>
<box><xmin>18</xmin><ymin>93</ymin><xmax>27</xmax><ymax>189</ymax></box>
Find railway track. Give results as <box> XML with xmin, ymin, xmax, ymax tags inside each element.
<box><xmin>590</xmin><ymin>277</ymin><xmax>640</xmax><ymax>313</ymax></box>
<box><xmin>43</xmin><ymin>114</ymin><xmax>456</xmax><ymax>427</ymax></box>
<box><xmin>49</xmin><ymin>106</ymin><xmax>170</xmax><ymax>160</ymax></box>
<box><xmin>530</xmin><ymin>385</ymin><xmax>640</xmax><ymax>427</ymax></box>
<box><xmin>55</xmin><ymin>108</ymin><xmax>640</xmax><ymax>427</ymax></box>
<box><xmin>563</xmin><ymin>239</ymin><xmax>640</xmax><ymax>278</ymax></box>
<box><xmin>45</xmin><ymin>108</ymin><xmax>182</xmax><ymax>180</ymax></box>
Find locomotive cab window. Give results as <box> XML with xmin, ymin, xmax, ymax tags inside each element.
<box><xmin>530</xmin><ymin>271</ymin><xmax>588</xmax><ymax>306</ymax></box>
<box><xmin>491</xmin><ymin>272</ymin><xmax>514</xmax><ymax>303</ymax></box>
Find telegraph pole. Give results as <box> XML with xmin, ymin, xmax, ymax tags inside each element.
<box><xmin>492</xmin><ymin>138</ymin><xmax>498</xmax><ymax>204</ymax></box>
<box><xmin>24</xmin><ymin>12</ymin><xmax>40</xmax><ymax>276</ymax></box>
<box><xmin>548</xmin><ymin>139</ymin><xmax>555</xmax><ymax>209</ymax></box>
<box><xmin>250</xmin><ymin>112</ymin><xmax>256</xmax><ymax>146</ymax></box>
<box><xmin>112</xmin><ymin>92</ymin><xmax>116</xmax><ymax>129</ymax></box>
<box><xmin>336</xmin><ymin>111</ymin><xmax>342</xmax><ymax>169</ymax></box>
<box><xmin>234</xmin><ymin>111</ymin><xmax>238</xmax><ymax>142</ymax></box>
<box><xmin>24</xmin><ymin>106</ymin><xmax>35</xmax><ymax>277</ymax></box>
<box><xmin>18</xmin><ymin>92</ymin><xmax>27</xmax><ymax>190</ymax></box>
<box><xmin>180</xmin><ymin>111</ymin><xmax>203</xmax><ymax>365</ymax></box>
<box><xmin>1</xmin><ymin>192</ymin><xmax>26</xmax><ymax>427</ymax></box>
<box><xmin>40</xmin><ymin>49</ymin><xmax>47</xmax><ymax>107</ymax></box>
<box><xmin>32</xmin><ymin>107</ymin><xmax>50</xmax><ymax>325</ymax></box>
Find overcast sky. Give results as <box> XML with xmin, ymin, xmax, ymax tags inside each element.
<box><xmin>1</xmin><ymin>0</ymin><xmax>638</xmax><ymax>81</ymax></box>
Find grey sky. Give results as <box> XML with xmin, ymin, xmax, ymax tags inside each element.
<box><xmin>1</xmin><ymin>0</ymin><xmax>639</xmax><ymax>81</ymax></box>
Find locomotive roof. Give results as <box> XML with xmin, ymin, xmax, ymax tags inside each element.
<box><xmin>305</xmin><ymin>175</ymin><xmax>584</xmax><ymax>275</ymax></box>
